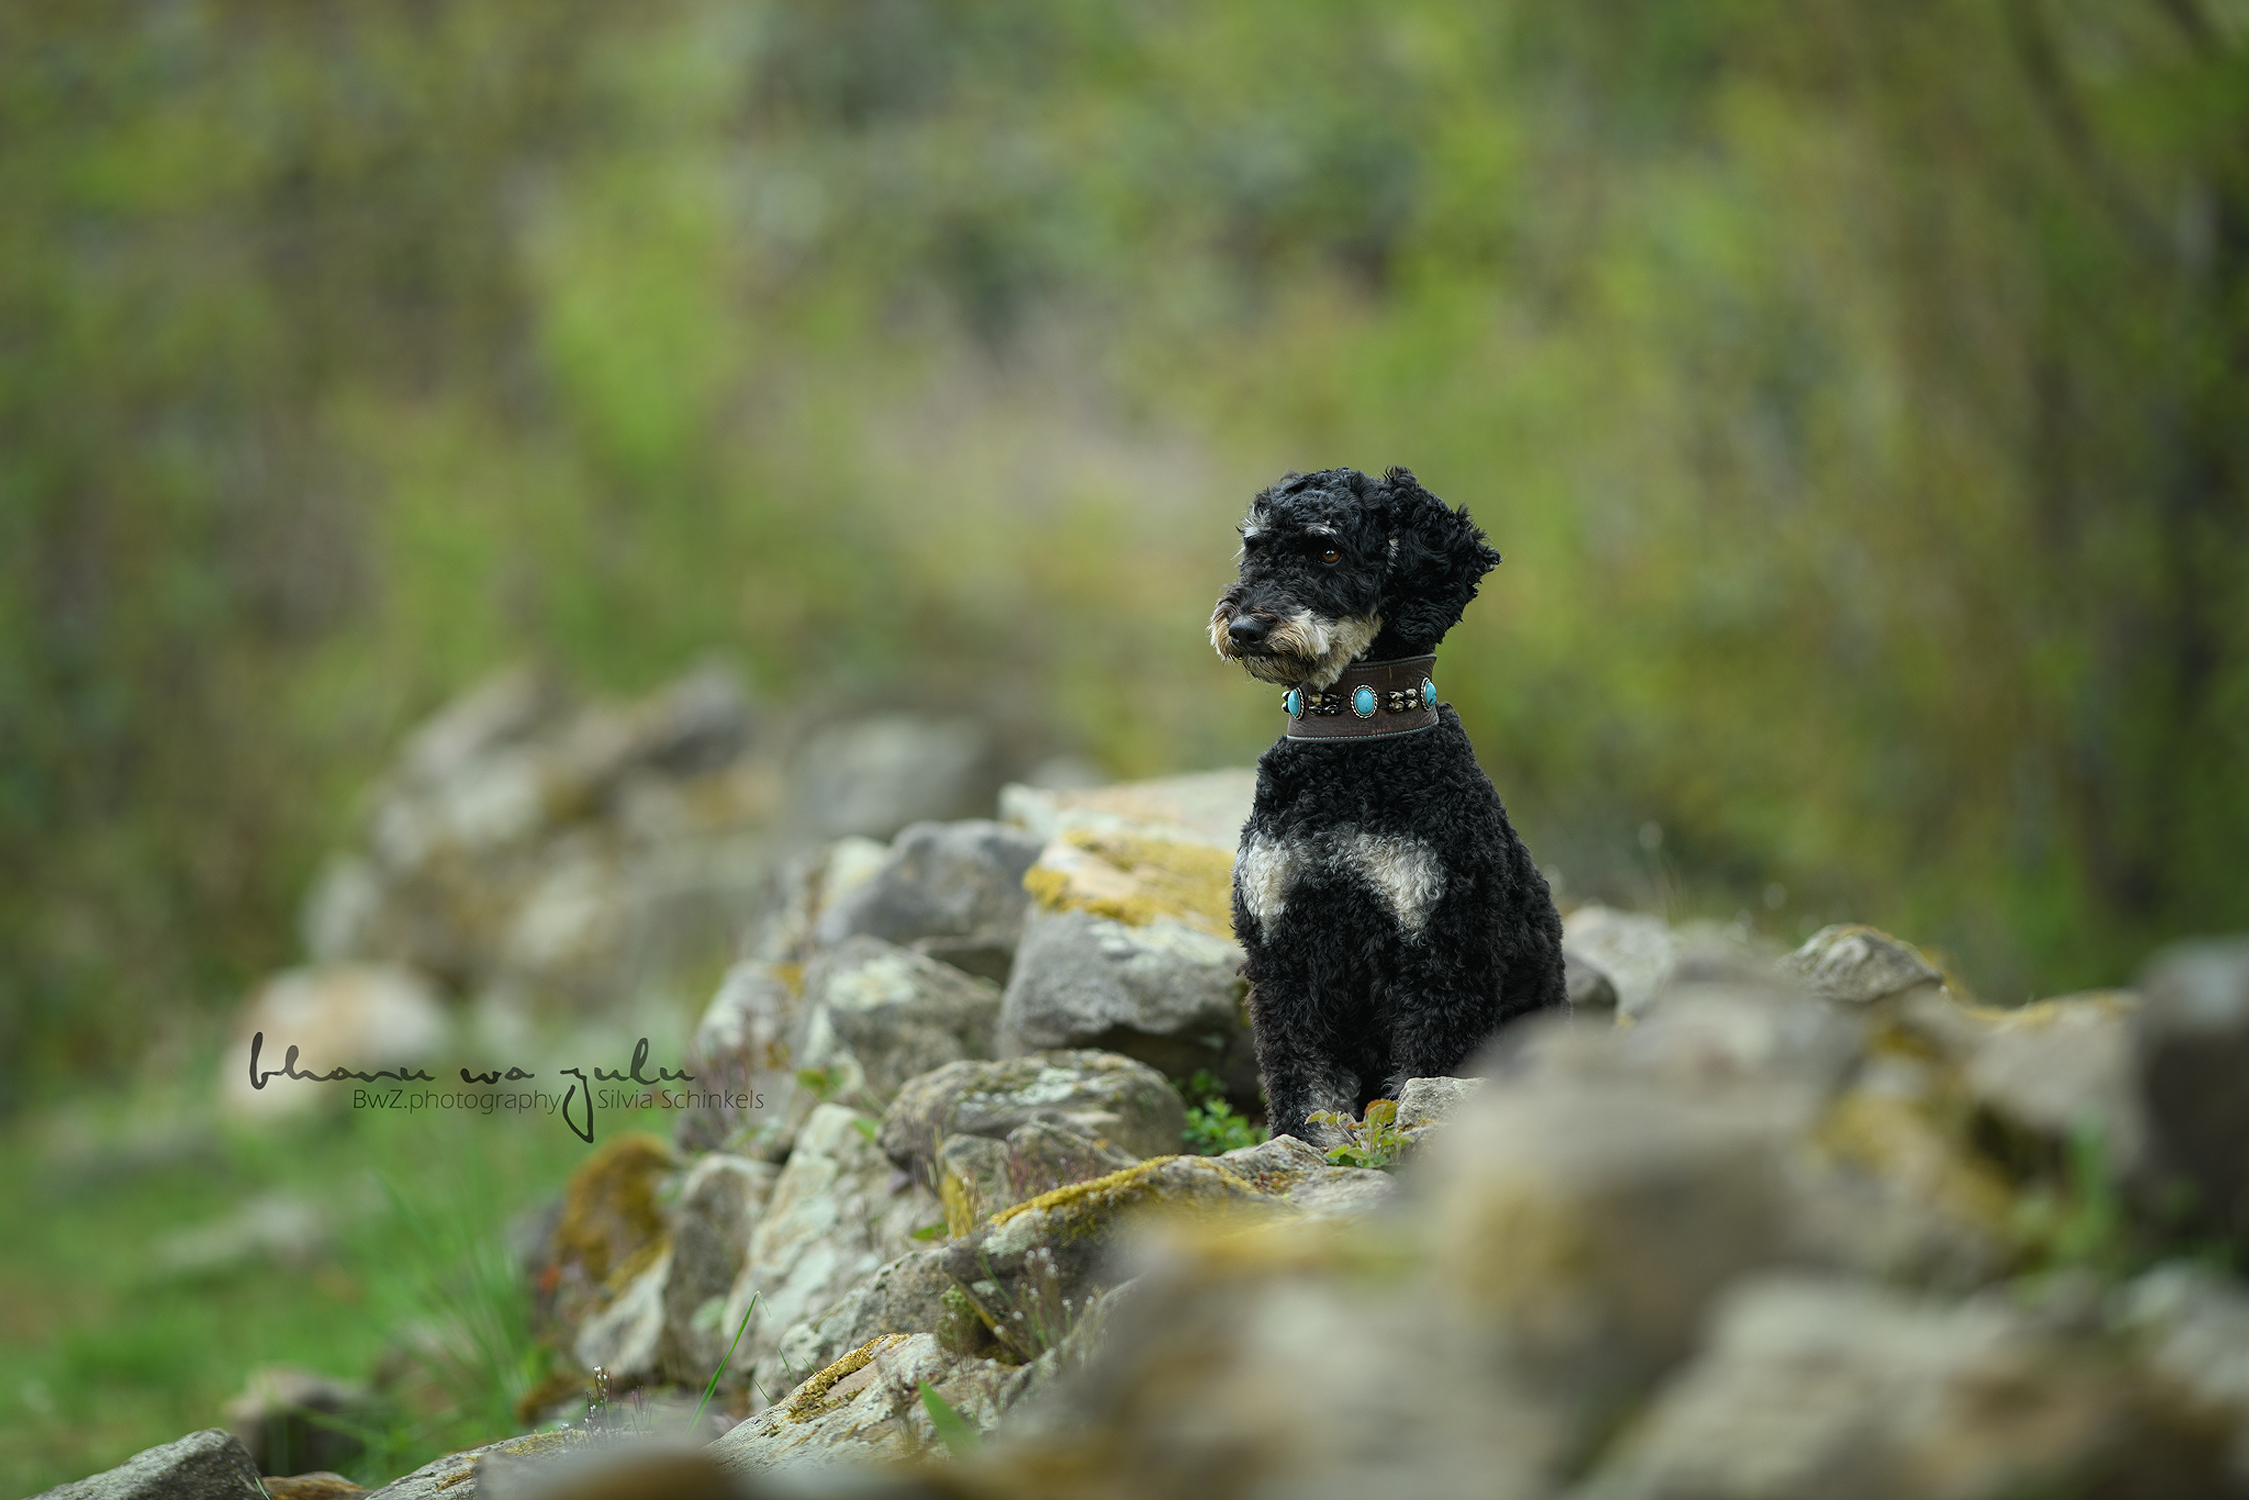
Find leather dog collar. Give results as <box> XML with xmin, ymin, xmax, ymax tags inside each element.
<box><xmin>1282</xmin><ymin>654</ymin><xmax>1439</xmax><ymax>740</ymax></box>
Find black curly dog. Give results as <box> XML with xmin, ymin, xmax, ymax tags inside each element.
<box><xmin>1211</xmin><ymin>467</ymin><xmax>1566</xmax><ymax>1145</ymax></box>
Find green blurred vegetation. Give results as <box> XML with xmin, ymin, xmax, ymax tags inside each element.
<box><xmin>5</xmin><ymin>0</ymin><xmax>2246</xmax><ymax>1102</ymax></box>
<box><xmin>0</xmin><ymin>1082</ymin><xmax>587</xmax><ymax>1495</ymax></box>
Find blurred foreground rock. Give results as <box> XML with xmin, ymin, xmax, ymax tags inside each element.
<box><xmin>1579</xmin><ymin>1274</ymin><xmax>2217</xmax><ymax>1500</ymax></box>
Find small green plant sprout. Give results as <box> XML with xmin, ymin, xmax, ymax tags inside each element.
<box><xmin>1181</xmin><ymin>1067</ymin><xmax>1267</xmax><ymax>1155</ymax></box>
<box><xmin>1308</xmin><ymin>1099</ymin><xmax>1411</xmax><ymax>1170</ymax></box>
<box><xmin>685</xmin><ymin>1292</ymin><xmax>757</xmax><ymax>1436</ymax></box>
<box><xmin>917</xmin><ymin>1379</ymin><xmax>979</xmax><ymax>1458</ymax></box>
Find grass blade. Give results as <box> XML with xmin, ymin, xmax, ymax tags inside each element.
<box><xmin>917</xmin><ymin>1378</ymin><xmax>978</xmax><ymax>1457</ymax></box>
<box><xmin>686</xmin><ymin>1293</ymin><xmax>758</xmax><ymax>1436</ymax></box>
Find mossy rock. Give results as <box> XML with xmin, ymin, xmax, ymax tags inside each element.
<box><xmin>939</xmin><ymin>1155</ymin><xmax>1284</xmax><ymax>1361</ymax></box>
<box><xmin>1024</xmin><ymin>829</ymin><xmax>1237</xmax><ymax>937</ymax></box>
<box><xmin>938</xmin><ymin>1119</ymin><xmax>1142</xmax><ymax>1237</ymax></box>
<box><xmin>549</xmin><ymin>1133</ymin><xmax>674</xmax><ymax>1288</ymax></box>
<box><xmin>712</xmin><ymin>1332</ymin><xmax>1022</xmax><ymax>1474</ymax></box>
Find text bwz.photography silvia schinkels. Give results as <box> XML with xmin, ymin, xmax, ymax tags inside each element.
<box><xmin>244</xmin><ymin>1032</ymin><xmax>761</xmax><ymax>1143</ymax></box>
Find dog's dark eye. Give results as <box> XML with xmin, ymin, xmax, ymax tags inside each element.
<box><xmin>1321</xmin><ymin>548</ymin><xmax>1341</xmax><ymax>565</ymax></box>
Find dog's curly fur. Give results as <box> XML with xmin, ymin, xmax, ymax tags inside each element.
<box><xmin>1212</xmin><ymin>466</ymin><xmax>1567</xmax><ymax>1144</ymax></box>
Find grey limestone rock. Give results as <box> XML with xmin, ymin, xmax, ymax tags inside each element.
<box><xmin>999</xmin><ymin>769</ymin><xmax>1256</xmax><ymax>848</ymax></box>
<box><xmin>1564</xmin><ymin>947</ymin><xmax>1621</xmax><ymax>1012</ymax></box>
<box><xmin>814</xmin><ymin>819</ymin><xmax>1046</xmax><ymax>983</ymax></box>
<box><xmin>720</xmin><ymin>1103</ymin><xmax>943</xmax><ymax>1404</ymax></box>
<box><xmin>677</xmin><ymin>960</ymin><xmax>806</xmax><ymax>1159</ymax></box>
<box><xmin>311</xmin><ymin>664</ymin><xmax>774</xmax><ymax>1009</ymax></box>
<box><xmin>1561</xmin><ymin>905</ymin><xmax>1677</xmax><ymax>1018</ymax></box>
<box><xmin>33</xmin><ymin>1429</ymin><xmax>267</xmax><ymax>1500</ymax></box>
<box><xmin>473</xmin><ymin>1442</ymin><xmax>748</xmax><ymax>1500</ymax></box>
<box><xmin>1787</xmin><ymin>922</ymin><xmax>1944</xmax><ymax>1006</ymax></box>
<box><xmin>1396</xmin><ymin>1074</ymin><xmax>1486</xmax><ymax>1132</ymax></box>
<box><xmin>878</xmin><ymin>1051</ymin><xmax>1185</xmax><ymax>1190</ymax></box>
<box><xmin>1489</xmin><ymin>978</ymin><xmax>1860</xmax><ymax>1113</ymax></box>
<box><xmin>994</xmin><ymin>1236</ymin><xmax>1563</xmax><ymax>1500</ymax></box>
<box><xmin>659</xmin><ymin>1153</ymin><xmax>778</xmax><ymax>1384</ymax></box>
<box><xmin>1001</xmin><ymin>1117</ymin><xmax>1142</xmax><ymax>1200</ymax></box>
<box><xmin>741</xmin><ymin>837</ymin><xmax>889</xmax><ymax>967</ymax></box>
<box><xmin>573</xmin><ymin>1251</ymin><xmax>670</xmax><ymax>1386</ymax></box>
<box><xmin>1208</xmin><ymin>1134</ymin><xmax>1397</xmax><ymax>1223</ymax></box>
<box><xmin>936</xmin><ymin>1134</ymin><xmax>1017</xmax><ymax>1233</ymax></box>
<box><xmin>999</xmin><ymin>906</ymin><xmax>1254</xmax><ymax>1097</ymax></box>
<box><xmin>770</xmin><ymin>1247</ymin><xmax>961</xmax><ymax>1386</ymax></box>
<box><xmin>1278</xmin><ymin>1165</ymin><xmax>1399</xmax><ymax>1223</ymax></box>
<box><xmin>793</xmin><ymin>936</ymin><xmax>1003</xmax><ymax>1106</ymax></box>
<box><xmin>1211</xmin><ymin>1131</ymin><xmax>1330</xmax><ymax>1194</ymax></box>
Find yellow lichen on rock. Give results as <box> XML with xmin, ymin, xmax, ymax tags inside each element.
<box><xmin>1022</xmin><ymin>830</ymin><xmax>1236</xmax><ymax>936</ymax></box>
<box><xmin>783</xmin><ymin>1334</ymin><xmax>911</xmax><ymax>1423</ymax></box>
<box><xmin>976</xmin><ymin>1156</ymin><xmax>1280</xmax><ymax>1266</ymax></box>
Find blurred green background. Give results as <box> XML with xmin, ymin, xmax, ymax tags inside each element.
<box><xmin>6</xmin><ymin>0</ymin><xmax>2248</xmax><ymax>1111</ymax></box>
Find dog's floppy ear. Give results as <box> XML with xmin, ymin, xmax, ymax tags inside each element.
<box><xmin>1376</xmin><ymin>467</ymin><xmax>1502</xmax><ymax>649</ymax></box>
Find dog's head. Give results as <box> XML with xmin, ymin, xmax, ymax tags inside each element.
<box><xmin>1210</xmin><ymin>467</ymin><xmax>1501</xmax><ymax>688</ymax></box>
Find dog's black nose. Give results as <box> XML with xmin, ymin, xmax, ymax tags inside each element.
<box><xmin>1229</xmin><ymin>616</ymin><xmax>1271</xmax><ymax>648</ymax></box>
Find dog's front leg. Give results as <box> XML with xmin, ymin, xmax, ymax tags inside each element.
<box><xmin>1246</xmin><ymin>981</ymin><xmax>1360</xmax><ymax>1147</ymax></box>
<box><xmin>1378</xmin><ymin>946</ymin><xmax>1504</xmax><ymax>1097</ymax></box>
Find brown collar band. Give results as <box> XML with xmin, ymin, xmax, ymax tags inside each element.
<box><xmin>1282</xmin><ymin>655</ymin><xmax>1439</xmax><ymax>740</ymax></box>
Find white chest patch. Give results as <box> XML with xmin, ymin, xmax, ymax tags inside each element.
<box><xmin>1342</xmin><ymin>832</ymin><xmax>1446</xmax><ymax>934</ymax></box>
<box><xmin>1234</xmin><ymin>829</ymin><xmax>1446</xmax><ymax>936</ymax></box>
<box><xmin>1236</xmin><ymin>832</ymin><xmax>1303</xmax><ymax>930</ymax></box>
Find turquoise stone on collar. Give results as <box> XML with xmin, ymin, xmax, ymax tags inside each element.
<box><xmin>1351</xmin><ymin>685</ymin><xmax>1377</xmax><ymax>718</ymax></box>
